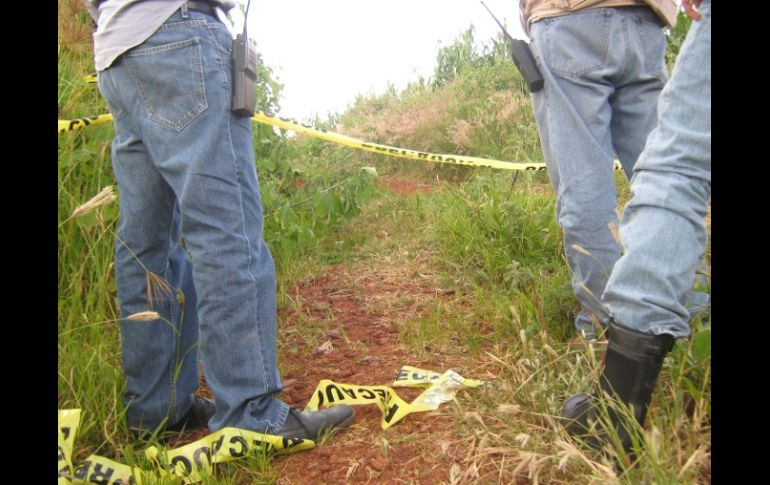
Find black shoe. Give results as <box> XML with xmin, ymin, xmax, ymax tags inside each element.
<box><xmin>130</xmin><ymin>396</ymin><xmax>215</xmax><ymax>440</ymax></box>
<box><xmin>166</xmin><ymin>396</ymin><xmax>216</xmax><ymax>432</ymax></box>
<box><xmin>562</xmin><ymin>320</ymin><xmax>674</xmax><ymax>454</ymax></box>
<box><xmin>272</xmin><ymin>405</ymin><xmax>355</xmax><ymax>441</ymax></box>
<box><xmin>563</xmin><ymin>392</ymin><xmax>596</xmax><ymax>434</ymax></box>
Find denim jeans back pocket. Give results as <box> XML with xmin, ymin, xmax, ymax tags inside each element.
<box><xmin>541</xmin><ymin>11</ymin><xmax>611</xmax><ymax>78</ymax></box>
<box><xmin>124</xmin><ymin>38</ymin><xmax>208</xmax><ymax>132</ymax></box>
<box><xmin>633</xmin><ymin>17</ymin><xmax>668</xmax><ymax>84</ymax></box>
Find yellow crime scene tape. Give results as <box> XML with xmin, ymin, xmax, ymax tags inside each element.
<box><xmin>251</xmin><ymin>111</ymin><xmax>555</xmax><ymax>171</ymax></box>
<box><xmin>58</xmin><ymin>115</ymin><xmax>114</xmax><ymax>134</ymax></box>
<box><xmin>143</xmin><ymin>427</ymin><xmax>315</xmax><ymax>483</ymax></box>
<box><xmin>58</xmin><ymin>366</ymin><xmax>484</xmax><ymax>484</ymax></box>
<box><xmin>306</xmin><ymin>365</ymin><xmax>485</xmax><ymax>430</ymax></box>
<box><xmin>58</xmin><ymin>409</ymin><xmax>81</xmax><ymax>484</ymax></box>
<box><xmin>59</xmin><ymin>405</ymin><xmax>313</xmax><ymax>484</ymax></box>
<box><xmin>57</xmin><ymin>111</ymin><xmax>624</xmax><ymax>171</ymax></box>
<box><xmin>58</xmin><ymin>111</ymin><xmax>557</xmax><ymax>171</ymax></box>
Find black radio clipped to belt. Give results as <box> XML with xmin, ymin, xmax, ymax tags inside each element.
<box><xmin>232</xmin><ymin>32</ymin><xmax>258</xmax><ymax>116</ymax></box>
<box><xmin>231</xmin><ymin>0</ymin><xmax>257</xmax><ymax>116</ymax></box>
<box><xmin>481</xmin><ymin>1</ymin><xmax>543</xmax><ymax>93</ymax></box>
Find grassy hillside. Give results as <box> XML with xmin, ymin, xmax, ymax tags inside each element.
<box><xmin>58</xmin><ymin>2</ymin><xmax>710</xmax><ymax>483</ymax></box>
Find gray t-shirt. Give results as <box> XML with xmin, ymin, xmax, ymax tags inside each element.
<box><xmin>84</xmin><ymin>1</ymin><xmax>237</xmax><ymax>71</ymax></box>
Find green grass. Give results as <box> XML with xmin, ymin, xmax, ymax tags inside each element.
<box><xmin>59</xmin><ymin>138</ymin><xmax>710</xmax><ymax>483</ymax></box>
<box><xmin>59</xmin><ymin>6</ymin><xmax>709</xmax><ymax>482</ymax></box>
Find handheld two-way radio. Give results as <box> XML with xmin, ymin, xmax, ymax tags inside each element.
<box><xmin>232</xmin><ymin>0</ymin><xmax>258</xmax><ymax>116</ymax></box>
<box><xmin>480</xmin><ymin>1</ymin><xmax>544</xmax><ymax>93</ymax></box>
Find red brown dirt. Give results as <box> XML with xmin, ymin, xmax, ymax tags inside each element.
<box><xmin>273</xmin><ymin>264</ymin><xmax>473</xmax><ymax>484</ymax></box>
<box><xmin>382</xmin><ymin>178</ymin><xmax>434</xmax><ymax>196</ymax></box>
<box><xmin>187</xmin><ymin>258</ymin><xmax>478</xmax><ymax>483</ymax></box>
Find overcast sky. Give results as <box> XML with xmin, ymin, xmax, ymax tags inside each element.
<box><xmin>240</xmin><ymin>0</ymin><xmax>526</xmax><ymax>121</ymax></box>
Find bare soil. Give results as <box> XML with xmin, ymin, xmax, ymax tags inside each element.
<box><xmin>186</xmin><ymin>178</ymin><xmax>480</xmax><ymax>483</ymax></box>
<box><xmin>274</xmin><ymin>265</ymin><xmax>471</xmax><ymax>484</ymax></box>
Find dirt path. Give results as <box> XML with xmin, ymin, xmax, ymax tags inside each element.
<box><xmin>268</xmin><ymin>178</ymin><xmax>480</xmax><ymax>483</ymax></box>
<box><xmin>274</xmin><ymin>257</ymin><xmax>476</xmax><ymax>484</ymax></box>
<box><xmin>179</xmin><ymin>176</ymin><xmax>711</xmax><ymax>483</ymax></box>
<box><xmin>182</xmin><ymin>178</ymin><xmax>488</xmax><ymax>483</ymax></box>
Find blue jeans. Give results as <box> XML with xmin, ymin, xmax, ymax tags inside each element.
<box><xmin>601</xmin><ymin>0</ymin><xmax>711</xmax><ymax>338</ymax></box>
<box><xmin>528</xmin><ymin>7</ymin><xmax>668</xmax><ymax>332</ymax></box>
<box><xmin>97</xmin><ymin>7</ymin><xmax>289</xmax><ymax>432</ymax></box>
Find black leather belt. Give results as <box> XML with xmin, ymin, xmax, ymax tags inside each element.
<box><xmin>185</xmin><ymin>1</ymin><xmax>218</xmax><ymax>17</ymax></box>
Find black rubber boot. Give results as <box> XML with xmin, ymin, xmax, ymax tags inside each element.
<box><xmin>563</xmin><ymin>320</ymin><xmax>674</xmax><ymax>454</ymax></box>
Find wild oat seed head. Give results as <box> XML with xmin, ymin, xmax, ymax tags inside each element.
<box><xmin>71</xmin><ymin>186</ymin><xmax>116</xmax><ymax>218</ymax></box>
<box><xmin>126</xmin><ymin>311</ymin><xmax>160</xmax><ymax>321</ymax></box>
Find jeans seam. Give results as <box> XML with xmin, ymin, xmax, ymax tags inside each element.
<box><xmin>203</xmin><ymin>22</ymin><xmax>230</xmax><ymax>99</ymax></box>
<box><xmin>165</xmin><ymin>206</ymin><xmax>181</xmax><ymax>423</ymax></box>
<box><xmin>620</xmin><ymin>16</ymin><xmax>630</xmax><ymax>84</ymax></box>
<box><xmin>204</xmin><ymin>19</ymin><xmax>256</xmax><ymax>296</ymax></box>
<box><xmin>98</xmin><ymin>70</ymin><xmax>125</xmax><ymax>118</ymax></box>
<box><xmin>206</xmin><ymin>17</ymin><xmax>271</xmax><ymax>391</ymax></box>
<box><xmin>541</xmin><ymin>77</ymin><xmax>581</xmax><ymax>306</ymax></box>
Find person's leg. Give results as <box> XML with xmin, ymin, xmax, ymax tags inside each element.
<box><xmin>98</xmin><ymin>68</ymin><xmax>200</xmax><ymax>431</ymax></box>
<box><xmin>105</xmin><ymin>9</ymin><xmax>288</xmax><ymax>433</ymax></box>
<box><xmin>100</xmin><ymin>6</ymin><xmax>355</xmax><ymax>439</ymax></box>
<box><xmin>564</xmin><ymin>0</ymin><xmax>711</xmax><ymax>454</ymax></box>
<box><xmin>529</xmin><ymin>8</ymin><xmax>664</xmax><ymax>338</ymax></box>
<box><xmin>608</xmin><ymin>6</ymin><xmax>711</xmax><ymax>327</ymax></box>
<box><xmin>603</xmin><ymin>0</ymin><xmax>711</xmax><ymax>338</ymax></box>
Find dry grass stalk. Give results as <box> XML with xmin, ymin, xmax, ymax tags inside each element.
<box><xmin>146</xmin><ymin>271</ymin><xmax>173</xmax><ymax>309</ymax></box>
<box><xmin>71</xmin><ymin>186</ymin><xmax>116</xmax><ymax>219</ymax></box>
<box><xmin>59</xmin><ymin>0</ymin><xmax>94</xmax><ymax>48</ymax></box>
<box><xmin>571</xmin><ymin>244</ymin><xmax>592</xmax><ymax>257</ymax></box>
<box><xmin>608</xmin><ymin>221</ymin><xmax>623</xmax><ymax>251</ymax></box>
<box><xmin>496</xmin><ymin>404</ymin><xmax>521</xmax><ymax>416</ymax></box>
<box><xmin>126</xmin><ymin>311</ymin><xmax>160</xmax><ymax>321</ymax></box>
<box><xmin>554</xmin><ymin>439</ymin><xmax>617</xmax><ymax>480</ymax></box>
<box><xmin>677</xmin><ymin>444</ymin><xmax>710</xmax><ymax>479</ymax></box>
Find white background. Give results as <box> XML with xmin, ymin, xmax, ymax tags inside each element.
<box><xmin>237</xmin><ymin>0</ymin><xmax>526</xmax><ymax>121</ymax></box>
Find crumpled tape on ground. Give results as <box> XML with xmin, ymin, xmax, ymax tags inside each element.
<box><xmin>144</xmin><ymin>427</ymin><xmax>315</xmax><ymax>483</ymax></box>
<box><xmin>305</xmin><ymin>367</ymin><xmax>485</xmax><ymax>430</ymax></box>
<box><xmin>58</xmin><ymin>413</ymin><xmax>313</xmax><ymax>485</ymax></box>
<box><xmin>59</xmin><ymin>409</ymin><xmax>81</xmax><ymax>484</ymax></box>
<box><xmin>72</xmin><ymin>455</ymin><xmax>150</xmax><ymax>485</ymax></box>
<box><xmin>57</xmin><ymin>367</ymin><xmax>482</xmax><ymax>482</ymax></box>
<box><xmin>393</xmin><ymin>365</ymin><xmax>485</xmax><ymax>388</ymax></box>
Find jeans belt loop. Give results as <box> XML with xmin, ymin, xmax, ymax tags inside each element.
<box><xmin>185</xmin><ymin>1</ymin><xmax>218</xmax><ymax>17</ymax></box>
